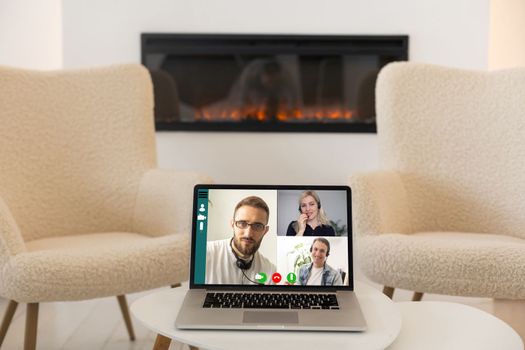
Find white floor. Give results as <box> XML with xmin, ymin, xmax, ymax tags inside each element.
<box><xmin>1</xmin><ymin>277</ymin><xmax>524</xmax><ymax>350</ymax></box>
<box><xmin>0</xmin><ymin>290</ymin><xmax>188</xmax><ymax>350</ymax></box>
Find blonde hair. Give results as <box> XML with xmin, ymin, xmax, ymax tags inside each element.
<box><xmin>293</xmin><ymin>190</ymin><xmax>330</xmax><ymax>233</ymax></box>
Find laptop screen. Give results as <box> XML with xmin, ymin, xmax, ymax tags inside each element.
<box><xmin>190</xmin><ymin>185</ymin><xmax>353</xmax><ymax>290</ymax></box>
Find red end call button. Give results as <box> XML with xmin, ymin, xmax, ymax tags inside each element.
<box><xmin>271</xmin><ymin>272</ymin><xmax>282</xmax><ymax>283</ymax></box>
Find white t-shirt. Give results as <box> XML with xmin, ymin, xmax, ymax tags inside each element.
<box><xmin>205</xmin><ymin>238</ymin><xmax>276</xmax><ymax>285</ymax></box>
<box><xmin>306</xmin><ymin>266</ymin><xmax>324</xmax><ymax>285</ymax></box>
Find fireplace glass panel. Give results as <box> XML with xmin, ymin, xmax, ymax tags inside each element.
<box><xmin>142</xmin><ymin>34</ymin><xmax>408</xmax><ymax>132</ymax></box>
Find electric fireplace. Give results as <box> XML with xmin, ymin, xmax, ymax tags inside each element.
<box><xmin>141</xmin><ymin>34</ymin><xmax>408</xmax><ymax>132</ymax></box>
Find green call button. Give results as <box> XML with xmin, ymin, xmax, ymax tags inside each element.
<box><xmin>255</xmin><ymin>272</ymin><xmax>267</xmax><ymax>284</ymax></box>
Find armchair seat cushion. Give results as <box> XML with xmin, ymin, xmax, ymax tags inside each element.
<box><xmin>360</xmin><ymin>232</ymin><xmax>525</xmax><ymax>299</ymax></box>
<box><xmin>1</xmin><ymin>232</ymin><xmax>190</xmax><ymax>302</ymax></box>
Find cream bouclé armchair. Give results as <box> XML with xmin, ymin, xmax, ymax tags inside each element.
<box><xmin>0</xmin><ymin>64</ymin><xmax>211</xmax><ymax>349</ymax></box>
<box><xmin>350</xmin><ymin>62</ymin><xmax>525</xmax><ymax>301</ymax></box>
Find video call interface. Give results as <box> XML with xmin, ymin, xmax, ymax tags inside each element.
<box><xmin>193</xmin><ymin>188</ymin><xmax>351</xmax><ymax>287</ymax></box>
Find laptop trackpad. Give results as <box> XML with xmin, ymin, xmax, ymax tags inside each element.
<box><xmin>243</xmin><ymin>311</ymin><xmax>299</xmax><ymax>324</ymax></box>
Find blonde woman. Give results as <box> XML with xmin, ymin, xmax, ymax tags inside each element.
<box><xmin>286</xmin><ymin>190</ymin><xmax>335</xmax><ymax>236</ymax></box>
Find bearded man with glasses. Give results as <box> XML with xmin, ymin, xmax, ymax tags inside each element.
<box><xmin>205</xmin><ymin>196</ymin><xmax>276</xmax><ymax>284</ymax></box>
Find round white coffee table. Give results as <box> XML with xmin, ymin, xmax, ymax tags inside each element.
<box><xmin>386</xmin><ymin>301</ymin><xmax>523</xmax><ymax>350</ymax></box>
<box><xmin>131</xmin><ymin>281</ymin><xmax>402</xmax><ymax>350</ymax></box>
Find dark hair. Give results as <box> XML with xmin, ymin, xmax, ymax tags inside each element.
<box><xmin>233</xmin><ymin>196</ymin><xmax>270</xmax><ymax>223</ymax></box>
<box><xmin>311</xmin><ymin>237</ymin><xmax>331</xmax><ymax>256</ymax></box>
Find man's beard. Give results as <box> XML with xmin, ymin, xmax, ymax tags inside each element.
<box><xmin>232</xmin><ymin>234</ymin><xmax>262</xmax><ymax>257</ymax></box>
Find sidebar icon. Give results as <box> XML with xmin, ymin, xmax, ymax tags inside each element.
<box><xmin>194</xmin><ymin>188</ymin><xmax>209</xmax><ymax>284</ymax></box>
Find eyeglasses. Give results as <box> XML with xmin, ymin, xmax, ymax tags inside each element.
<box><xmin>234</xmin><ymin>220</ymin><xmax>267</xmax><ymax>232</ymax></box>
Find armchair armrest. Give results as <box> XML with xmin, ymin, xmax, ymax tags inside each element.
<box><xmin>349</xmin><ymin>170</ymin><xmax>412</xmax><ymax>236</ymax></box>
<box><xmin>0</xmin><ymin>195</ymin><xmax>26</xmax><ymax>266</ymax></box>
<box><xmin>132</xmin><ymin>169</ymin><xmax>213</xmax><ymax>236</ymax></box>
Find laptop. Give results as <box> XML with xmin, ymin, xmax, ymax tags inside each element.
<box><xmin>175</xmin><ymin>184</ymin><xmax>367</xmax><ymax>331</ymax></box>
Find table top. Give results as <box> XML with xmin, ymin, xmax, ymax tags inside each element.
<box><xmin>131</xmin><ymin>281</ymin><xmax>402</xmax><ymax>350</ymax></box>
<box><xmin>132</xmin><ymin>282</ymin><xmax>524</xmax><ymax>350</ymax></box>
<box><xmin>386</xmin><ymin>301</ymin><xmax>523</xmax><ymax>350</ymax></box>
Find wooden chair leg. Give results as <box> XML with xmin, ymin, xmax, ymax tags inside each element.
<box><xmin>412</xmin><ymin>292</ymin><xmax>424</xmax><ymax>301</ymax></box>
<box><xmin>0</xmin><ymin>300</ymin><xmax>18</xmax><ymax>347</ymax></box>
<box><xmin>152</xmin><ymin>333</ymin><xmax>171</xmax><ymax>350</ymax></box>
<box><xmin>383</xmin><ymin>286</ymin><xmax>395</xmax><ymax>299</ymax></box>
<box><xmin>117</xmin><ymin>295</ymin><xmax>135</xmax><ymax>341</ymax></box>
<box><xmin>24</xmin><ymin>303</ymin><xmax>39</xmax><ymax>350</ymax></box>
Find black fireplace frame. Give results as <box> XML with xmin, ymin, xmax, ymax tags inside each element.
<box><xmin>141</xmin><ymin>33</ymin><xmax>408</xmax><ymax>133</ymax></box>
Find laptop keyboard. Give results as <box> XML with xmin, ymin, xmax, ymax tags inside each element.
<box><xmin>203</xmin><ymin>292</ymin><xmax>340</xmax><ymax>310</ymax></box>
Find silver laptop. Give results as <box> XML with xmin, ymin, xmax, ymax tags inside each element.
<box><xmin>176</xmin><ymin>184</ymin><xmax>367</xmax><ymax>331</ymax></box>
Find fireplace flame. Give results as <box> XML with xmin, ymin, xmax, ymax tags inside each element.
<box><xmin>196</xmin><ymin>105</ymin><xmax>354</xmax><ymax>122</ymax></box>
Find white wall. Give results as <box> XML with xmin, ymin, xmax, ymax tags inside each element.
<box><xmin>0</xmin><ymin>0</ymin><xmax>62</xmax><ymax>69</ymax></box>
<box><xmin>61</xmin><ymin>0</ymin><xmax>490</xmax><ymax>70</ymax></box>
<box><xmin>489</xmin><ymin>0</ymin><xmax>525</xmax><ymax>70</ymax></box>
<box><xmin>55</xmin><ymin>1</ymin><xmax>494</xmax><ymax>183</ymax></box>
